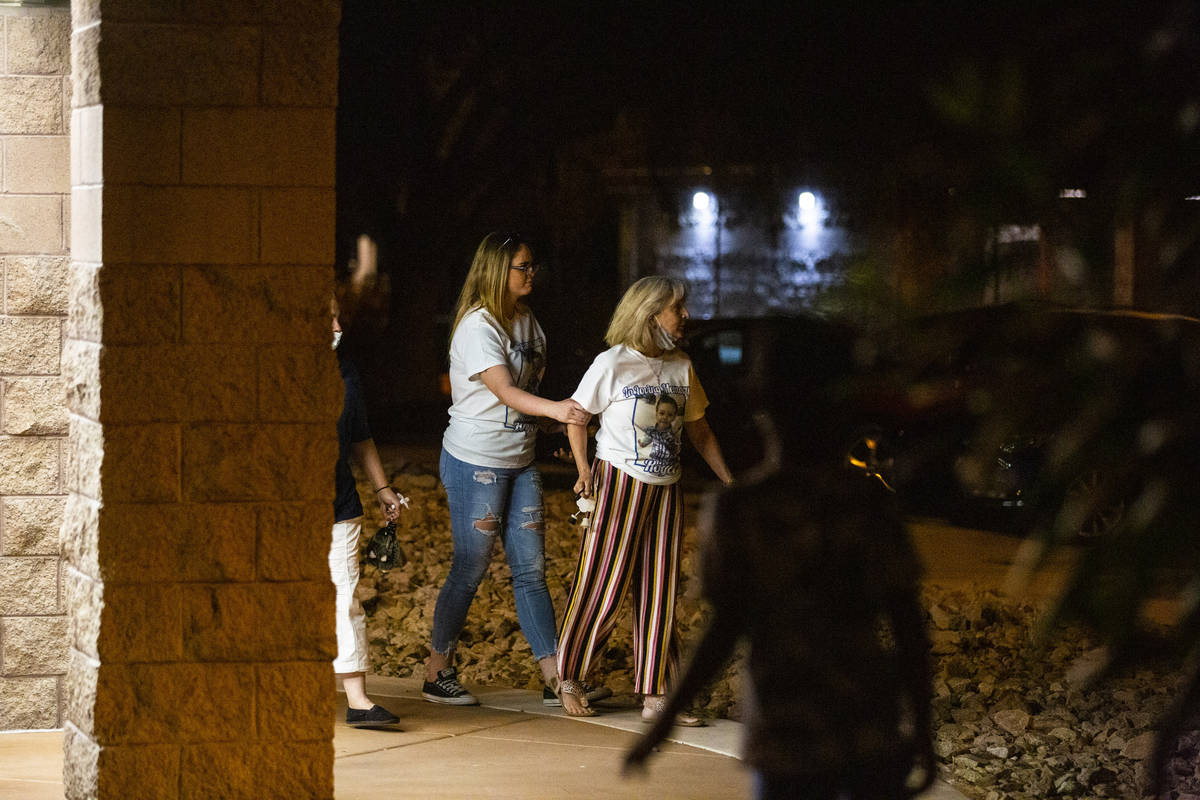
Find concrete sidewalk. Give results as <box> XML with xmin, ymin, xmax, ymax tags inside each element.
<box><xmin>0</xmin><ymin>675</ymin><xmax>969</xmax><ymax>799</ymax></box>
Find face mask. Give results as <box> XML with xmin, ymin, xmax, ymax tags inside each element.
<box><xmin>650</xmin><ymin>318</ymin><xmax>677</xmax><ymax>352</ymax></box>
<box><xmin>331</xmin><ymin>330</ymin><xmax>343</xmax><ymax>350</ymax></box>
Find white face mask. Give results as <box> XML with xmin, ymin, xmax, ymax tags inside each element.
<box><xmin>650</xmin><ymin>318</ymin><xmax>677</xmax><ymax>352</ymax></box>
<box><xmin>331</xmin><ymin>330</ymin><xmax>343</xmax><ymax>350</ymax></box>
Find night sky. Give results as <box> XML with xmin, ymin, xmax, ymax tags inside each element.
<box><xmin>335</xmin><ymin>1</ymin><xmax>1200</xmax><ymax>438</ymax></box>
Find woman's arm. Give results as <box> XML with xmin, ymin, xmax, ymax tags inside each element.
<box><xmin>684</xmin><ymin>416</ymin><xmax>733</xmax><ymax>485</ymax></box>
<box><xmin>478</xmin><ymin>365</ymin><xmax>590</xmax><ymax>425</ymax></box>
<box><xmin>350</xmin><ymin>438</ymin><xmax>402</xmax><ymax>521</ymax></box>
<box><xmin>567</xmin><ymin>422</ymin><xmax>593</xmax><ymax>497</ymax></box>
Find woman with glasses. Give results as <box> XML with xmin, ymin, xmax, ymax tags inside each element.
<box><xmin>422</xmin><ymin>231</ymin><xmax>591</xmax><ymax>706</ymax></box>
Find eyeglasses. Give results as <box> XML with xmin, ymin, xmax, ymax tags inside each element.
<box><xmin>509</xmin><ymin>263</ymin><xmax>541</xmax><ymax>275</ymax></box>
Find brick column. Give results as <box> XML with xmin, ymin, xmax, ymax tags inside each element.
<box><xmin>0</xmin><ymin>4</ymin><xmax>71</xmax><ymax>731</ymax></box>
<box><xmin>64</xmin><ymin>2</ymin><xmax>341</xmax><ymax>797</ymax></box>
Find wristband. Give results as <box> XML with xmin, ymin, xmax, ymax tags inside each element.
<box><xmin>375</xmin><ymin>485</ymin><xmax>389</xmax><ymax>493</ymax></box>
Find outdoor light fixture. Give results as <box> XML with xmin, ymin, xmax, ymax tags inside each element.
<box><xmin>692</xmin><ymin>191</ymin><xmax>713</xmax><ymax>211</ymax></box>
<box><xmin>1186</xmin><ymin>195</ymin><xmax>1200</xmax><ymax>201</ymax></box>
<box><xmin>1058</xmin><ymin>188</ymin><xmax>1087</xmax><ymax>199</ymax></box>
<box><xmin>798</xmin><ymin>191</ymin><xmax>817</xmax><ymax>211</ymax></box>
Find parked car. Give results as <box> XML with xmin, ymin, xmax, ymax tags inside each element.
<box><xmin>865</xmin><ymin>303</ymin><xmax>1200</xmax><ymax>538</ymax></box>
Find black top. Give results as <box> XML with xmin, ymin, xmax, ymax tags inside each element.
<box><xmin>335</xmin><ymin>353</ymin><xmax>372</xmax><ymax>522</ymax></box>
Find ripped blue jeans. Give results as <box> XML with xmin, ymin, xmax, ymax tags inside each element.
<box><xmin>431</xmin><ymin>448</ymin><xmax>557</xmax><ymax>661</ymax></box>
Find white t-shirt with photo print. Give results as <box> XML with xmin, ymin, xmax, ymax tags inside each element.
<box><xmin>442</xmin><ymin>306</ymin><xmax>546</xmax><ymax>468</ymax></box>
<box><xmin>571</xmin><ymin>344</ymin><xmax>708</xmax><ymax>485</ymax></box>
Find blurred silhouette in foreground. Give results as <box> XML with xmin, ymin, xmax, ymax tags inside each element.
<box><xmin>625</xmin><ymin>406</ymin><xmax>936</xmax><ymax>799</ymax></box>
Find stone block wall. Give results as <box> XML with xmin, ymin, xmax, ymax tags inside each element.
<box><xmin>0</xmin><ymin>4</ymin><xmax>72</xmax><ymax>731</ymax></box>
<box><xmin>61</xmin><ymin>2</ymin><xmax>342</xmax><ymax>797</ymax></box>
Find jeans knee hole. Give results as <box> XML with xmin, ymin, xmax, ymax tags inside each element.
<box><xmin>473</xmin><ymin>513</ymin><xmax>500</xmax><ymax>533</ymax></box>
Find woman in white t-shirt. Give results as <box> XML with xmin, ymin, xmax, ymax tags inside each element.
<box><xmin>421</xmin><ymin>232</ymin><xmax>591</xmax><ymax>706</ymax></box>
<box><xmin>557</xmin><ymin>276</ymin><xmax>733</xmax><ymax>722</ymax></box>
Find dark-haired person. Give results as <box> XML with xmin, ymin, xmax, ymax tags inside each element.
<box><xmin>331</xmin><ymin>297</ymin><xmax>403</xmax><ymax>727</ymax></box>
<box><xmin>421</xmin><ymin>232</ymin><xmax>591</xmax><ymax>705</ymax></box>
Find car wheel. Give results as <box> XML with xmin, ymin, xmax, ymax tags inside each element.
<box><xmin>1060</xmin><ymin>469</ymin><xmax>1125</xmax><ymax>540</ymax></box>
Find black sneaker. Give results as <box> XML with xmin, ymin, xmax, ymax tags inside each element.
<box><xmin>543</xmin><ymin>682</ymin><xmax>613</xmax><ymax>707</ymax></box>
<box><xmin>422</xmin><ymin>667</ymin><xmax>478</xmax><ymax>705</ymax></box>
<box><xmin>345</xmin><ymin>704</ymin><xmax>400</xmax><ymax>728</ymax></box>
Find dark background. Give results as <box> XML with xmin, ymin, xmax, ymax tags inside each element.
<box><xmin>335</xmin><ymin>1</ymin><xmax>1200</xmax><ymax>444</ymax></box>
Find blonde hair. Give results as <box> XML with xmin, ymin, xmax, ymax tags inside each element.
<box><xmin>449</xmin><ymin>232</ymin><xmax>530</xmax><ymax>346</ymax></box>
<box><xmin>605</xmin><ymin>276</ymin><xmax>688</xmax><ymax>353</ymax></box>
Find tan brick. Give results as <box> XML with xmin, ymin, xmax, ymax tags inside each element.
<box><xmin>70</xmin><ymin>105</ymin><xmax>101</xmax><ymax>187</ymax></box>
<box><xmin>0</xmin><ymin>615</ymin><xmax>69</xmax><ymax>675</ymax></box>
<box><xmin>69</xmin><ymin>184</ymin><xmax>102</xmax><ymax>264</ymax></box>
<box><xmin>131</xmin><ymin>186</ymin><xmax>257</xmax><ymax>264</ymax></box>
<box><xmin>257</xmin><ymin>503</ymin><xmax>333</xmax><ymax>582</ymax></box>
<box><xmin>66</xmin><ymin>261</ymin><xmax>102</xmax><ymax>344</ymax></box>
<box><xmin>181</xmin><ymin>265</ymin><xmax>330</xmax><ymax>344</ymax></box>
<box><xmin>98</xmin><ymin>584</ymin><xmax>182</xmax><ymax>663</ymax></box>
<box><xmin>0</xmin><ymin>194</ymin><xmax>64</xmax><ymax>254</ymax></box>
<box><xmin>94</xmin><ymin>662</ymin><xmax>252</xmax><ymax>744</ymax></box>
<box><xmin>63</xmin><ymin>706</ymin><xmax>100</xmax><ymax>799</ymax></box>
<box><xmin>182</xmin><ymin>108</ymin><xmax>335</xmax><ymax>187</ymax></box>
<box><xmin>63</xmin><ymin>338</ymin><xmax>100</xmax><ymax>421</ymax></box>
<box><xmin>0</xmin><ymin>675</ymin><xmax>58</xmax><ymax>728</ymax></box>
<box><xmin>88</xmin><ymin>264</ymin><xmax>181</xmax><ymax>345</ymax></box>
<box><xmin>0</xmin><ymin>316</ymin><xmax>60</xmax><ymax>375</ymax></box>
<box><xmin>260</xmin><ymin>188</ymin><xmax>334</xmax><ymax>265</ymax></box>
<box><xmin>0</xmin><ymin>76</ymin><xmax>62</xmax><ymax>134</ymax></box>
<box><xmin>256</xmin><ymin>662</ymin><xmax>333</xmax><ymax>740</ymax></box>
<box><xmin>0</xmin><ymin>436</ymin><xmax>60</xmax><ymax>495</ymax></box>
<box><xmin>0</xmin><ymin>556</ymin><xmax>59</xmax><ymax>614</ymax></box>
<box><xmin>65</xmin><ymin>416</ymin><xmax>101</xmax><ymax>499</ymax></box>
<box><xmin>60</xmin><ymin>493</ymin><xmax>98</xmax><ymax>578</ymax></box>
<box><xmin>182</xmin><ymin>423</ymin><xmax>335</xmax><ymax>502</ymax></box>
<box><xmin>98</xmin><ymin>503</ymin><xmax>255</xmax><ymax>584</ymax></box>
<box><xmin>64</xmin><ymin>568</ymin><xmax>100</xmax><ymax>659</ymax></box>
<box><xmin>101</xmin><ymin>423</ymin><xmax>180</xmax><ymax>502</ymax></box>
<box><xmin>3</xmin><ymin>376</ymin><xmax>67</xmax><ymax>435</ymax></box>
<box><xmin>70</xmin><ymin>22</ymin><xmax>100</xmax><ymax>109</ymax></box>
<box><xmin>1</xmin><ymin>496</ymin><xmax>66</xmax><ymax>556</ymax></box>
<box><xmin>4</xmin><ymin>254</ymin><xmax>69</xmax><ymax>314</ymax></box>
<box><xmin>103</xmin><ymin>106</ymin><xmax>181</xmax><ymax>185</ymax></box>
<box><xmin>5</xmin><ymin>13</ymin><xmax>71</xmax><ymax>75</ymax></box>
<box><xmin>184</xmin><ymin>0</ymin><xmax>340</xmax><ymax>25</ymax></box>
<box><xmin>97</xmin><ymin>24</ymin><xmax>260</xmax><ymax>107</ymax></box>
<box><xmin>182</xmin><ymin>581</ymin><xmax>333</xmax><ymax>662</ymax></box>
<box><xmin>97</xmin><ymin>344</ymin><xmax>255</xmax><ymax>423</ymax></box>
<box><xmin>98</xmin><ymin>744</ymin><xmax>180</xmax><ymax>800</ymax></box>
<box><xmin>180</xmin><ymin>740</ymin><xmax>333</xmax><ymax>800</ymax></box>
<box><xmin>262</xmin><ymin>27</ymin><xmax>339</xmax><ymax>107</ymax></box>
<box><xmin>80</xmin><ymin>0</ymin><xmax>182</xmax><ymax>24</ymax></box>
<box><xmin>257</xmin><ymin>344</ymin><xmax>341</xmax><ymax>422</ymax></box>
<box><xmin>64</xmin><ymin>649</ymin><xmax>97</xmax><ymax>737</ymax></box>
<box><xmin>3</xmin><ymin>136</ymin><xmax>69</xmax><ymax>193</ymax></box>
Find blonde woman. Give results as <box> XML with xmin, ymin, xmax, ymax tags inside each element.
<box><xmin>422</xmin><ymin>232</ymin><xmax>590</xmax><ymax>705</ymax></box>
<box><xmin>557</xmin><ymin>276</ymin><xmax>733</xmax><ymax>722</ymax></box>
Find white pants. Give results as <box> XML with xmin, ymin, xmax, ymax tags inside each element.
<box><xmin>329</xmin><ymin>518</ymin><xmax>369</xmax><ymax>674</ymax></box>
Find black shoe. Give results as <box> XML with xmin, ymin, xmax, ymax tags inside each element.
<box><xmin>543</xmin><ymin>682</ymin><xmax>613</xmax><ymax>707</ymax></box>
<box><xmin>345</xmin><ymin>704</ymin><xmax>399</xmax><ymax>728</ymax></box>
<box><xmin>422</xmin><ymin>667</ymin><xmax>478</xmax><ymax>705</ymax></box>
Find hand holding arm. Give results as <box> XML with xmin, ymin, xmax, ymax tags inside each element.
<box><xmin>479</xmin><ymin>365</ymin><xmax>590</xmax><ymax>425</ymax></box>
<box><xmin>684</xmin><ymin>416</ymin><xmax>734</xmax><ymax>485</ymax></box>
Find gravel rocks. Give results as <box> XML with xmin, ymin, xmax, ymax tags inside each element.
<box><xmin>355</xmin><ymin>450</ymin><xmax>1190</xmax><ymax>799</ymax></box>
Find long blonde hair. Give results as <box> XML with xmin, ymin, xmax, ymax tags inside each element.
<box><xmin>449</xmin><ymin>232</ymin><xmax>530</xmax><ymax>346</ymax></box>
<box><xmin>605</xmin><ymin>276</ymin><xmax>687</xmax><ymax>353</ymax></box>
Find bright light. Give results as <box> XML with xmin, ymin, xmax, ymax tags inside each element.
<box><xmin>1186</xmin><ymin>195</ymin><xmax>1200</xmax><ymax>201</ymax></box>
<box><xmin>798</xmin><ymin>191</ymin><xmax>816</xmax><ymax>211</ymax></box>
<box><xmin>1058</xmin><ymin>188</ymin><xmax>1087</xmax><ymax>199</ymax></box>
<box><xmin>692</xmin><ymin>191</ymin><xmax>712</xmax><ymax>211</ymax></box>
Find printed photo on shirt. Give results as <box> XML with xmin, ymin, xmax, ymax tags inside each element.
<box><xmin>631</xmin><ymin>392</ymin><xmax>684</xmax><ymax>476</ymax></box>
<box><xmin>504</xmin><ymin>336</ymin><xmax>546</xmax><ymax>432</ymax></box>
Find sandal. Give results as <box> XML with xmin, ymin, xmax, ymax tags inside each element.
<box><xmin>641</xmin><ymin>695</ymin><xmax>705</xmax><ymax>727</ymax></box>
<box><xmin>558</xmin><ymin>679</ymin><xmax>596</xmax><ymax>717</ymax></box>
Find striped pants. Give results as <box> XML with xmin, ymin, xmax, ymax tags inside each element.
<box><xmin>557</xmin><ymin>459</ymin><xmax>682</xmax><ymax>696</ymax></box>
